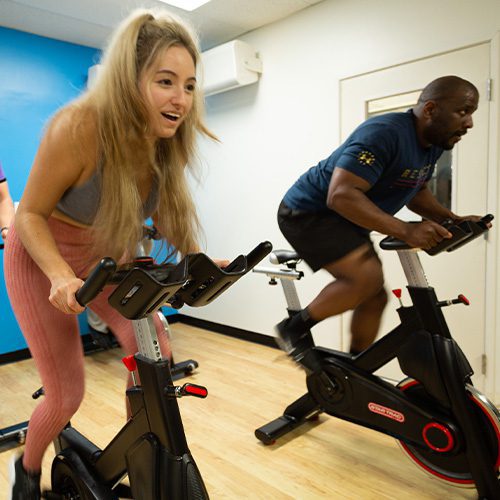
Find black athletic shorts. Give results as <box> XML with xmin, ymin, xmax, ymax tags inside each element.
<box><xmin>277</xmin><ymin>200</ymin><xmax>373</xmax><ymax>272</ymax></box>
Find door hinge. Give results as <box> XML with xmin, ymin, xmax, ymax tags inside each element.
<box><xmin>486</xmin><ymin>78</ymin><xmax>492</xmax><ymax>101</ymax></box>
<box><xmin>481</xmin><ymin>353</ymin><xmax>487</xmax><ymax>375</ymax></box>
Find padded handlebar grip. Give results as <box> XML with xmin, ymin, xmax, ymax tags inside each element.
<box><xmin>245</xmin><ymin>241</ymin><xmax>273</xmax><ymax>269</ymax></box>
<box><xmin>76</xmin><ymin>257</ymin><xmax>117</xmax><ymax>306</ymax></box>
<box><xmin>380</xmin><ymin>214</ymin><xmax>494</xmax><ymax>254</ymax></box>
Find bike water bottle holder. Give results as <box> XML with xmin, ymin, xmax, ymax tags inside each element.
<box><xmin>108</xmin><ymin>252</ymin><xmax>253</xmax><ymax>320</ymax></box>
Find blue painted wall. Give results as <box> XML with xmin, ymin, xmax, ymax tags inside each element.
<box><xmin>0</xmin><ymin>27</ymin><xmax>100</xmax><ymax>355</ymax></box>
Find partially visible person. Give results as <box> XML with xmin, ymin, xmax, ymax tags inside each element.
<box><xmin>276</xmin><ymin>75</ymin><xmax>486</xmax><ymax>366</ymax></box>
<box><xmin>4</xmin><ymin>8</ymin><xmax>218</xmax><ymax>499</ymax></box>
<box><xmin>0</xmin><ymin>162</ymin><xmax>15</xmax><ymax>242</ymax></box>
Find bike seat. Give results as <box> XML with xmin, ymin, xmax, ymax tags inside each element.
<box><xmin>270</xmin><ymin>249</ymin><xmax>300</xmax><ymax>265</ymax></box>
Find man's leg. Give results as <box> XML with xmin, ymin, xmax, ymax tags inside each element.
<box><xmin>308</xmin><ymin>244</ymin><xmax>383</xmax><ymax>318</ymax></box>
<box><xmin>349</xmin><ymin>287</ymin><xmax>388</xmax><ymax>353</ymax></box>
<box><xmin>277</xmin><ymin>244</ymin><xmax>386</xmax><ymax>356</ymax></box>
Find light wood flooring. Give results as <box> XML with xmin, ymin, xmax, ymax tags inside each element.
<box><xmin>0</xmin><ymin>323</ymin><xmax>478</xmax><ymax>499</ymax></box>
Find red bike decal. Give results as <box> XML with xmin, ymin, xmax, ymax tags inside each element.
<box><xmin>368</xmin><ymin>402</ymin><xmax>405</xmax><ymax>423</ymax></box>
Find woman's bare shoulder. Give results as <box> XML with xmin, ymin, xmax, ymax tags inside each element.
<box><xmin>45</xmin><ymin>103</ymin><xmax>100</xmax><ymax>168</ymax></box>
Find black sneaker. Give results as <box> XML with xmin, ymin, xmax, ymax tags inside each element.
<box><xmin>8</xmin><ymin>453</ymin><xmax>41</xmax><ymax>500</ymax></box>
<box><xmin>275</xmin><ymin>318</ymin><xmax>314</xmax><ymax>358</ymax></box>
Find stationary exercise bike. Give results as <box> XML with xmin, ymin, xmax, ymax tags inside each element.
<box><xmin>41</xmin><ymin>241</ymin><xmax>272</xmax><ymax>500</ymax></box>
<box><xmin>254</xmin><ymin>216</ymin><xmax>500</xmax><ymax>499</ymax></box>
<box><xmin>0</xmin><ymin>228</ymin><xmax>198</xmax><ymax>454</ymax></box>
<box><xmin>86</xmin><ymin>225</ymin><xmax>200</xmax><ymax>379</ymax></box>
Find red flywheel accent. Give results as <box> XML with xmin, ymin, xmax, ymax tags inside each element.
<box><xmin>422</xmin><ymin>422</ymin><xmax>455</xmax><ymax>453</ymax></box>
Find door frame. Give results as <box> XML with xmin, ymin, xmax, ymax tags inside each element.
<box><xmin>486</xmin><ymin>32</ymin><xmax>499</xmax><ymax>402</ymax></box>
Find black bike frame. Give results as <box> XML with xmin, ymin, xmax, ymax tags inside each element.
<box><xmin>51</xmin><ymin>241</ymin><xmax>272</xmax><ymax>499</ymax></box>
<box><xmin>255</xmin><ymin>218</ymin><xmax>499</xmax><ymax>498</ymax></box>
<box><xmin>55</xmin><ymin>352</ymin><xmax>205</xmax><ymax>498</ymax></box>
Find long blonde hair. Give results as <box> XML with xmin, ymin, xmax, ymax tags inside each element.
<box><xmin>81</xmin><ymin>8</ymin><xmax>216</xmax><ymax>260</ymax></box>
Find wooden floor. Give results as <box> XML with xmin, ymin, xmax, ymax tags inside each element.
<box><xmin>0</xmin><ymin>323</ymin><xmax>478</xmax><ymax>499</ymax></box>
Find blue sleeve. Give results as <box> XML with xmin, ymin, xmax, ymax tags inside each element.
<box><xmin>0</xmin><ymin>162</ymin><xmax>5</xmax><ymax>182</ymax></box>
<box><xmin>335</xmin><ymin>122</ymin><xmax>397</xmax><ymax>186</ymax></box>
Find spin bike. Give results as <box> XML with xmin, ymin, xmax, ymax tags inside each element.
<box><xmin>254</xmin><ymin>216</ymin><xmax>500</xmax><ymax>499</ymax></box>
<box><xmin>0</xmin><ymin>228</ymin><xmax>198</xmax><ymax>453</ymax></box>
<box><xmin>86</xmin><ymin>225</ymin><xmax>200</xmax><ymax>379</ymax></box>
<box><xmin>41</xmin><ymin>241</ymin><xmax>272</xmax><ymax>500</ymax></box>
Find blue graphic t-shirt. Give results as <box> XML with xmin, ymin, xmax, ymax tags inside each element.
<box><xmin>283</xmin><ymin>110</ymin><xmax>443</xmax><ymax>215</ymax></box>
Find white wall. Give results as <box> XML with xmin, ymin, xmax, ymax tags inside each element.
<box><xmin>185</xmin><ymin>0</ymin><xmax>500</xmax><ymax>365</ymax></box>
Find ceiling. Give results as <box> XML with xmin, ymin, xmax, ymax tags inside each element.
<box><xmin>0</xmin><ymin>0</ymin><xmax>324</xmax><ymax>50</ymax></box>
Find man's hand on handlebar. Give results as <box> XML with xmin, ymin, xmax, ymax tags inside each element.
<box><xmin>49</xmin><ymin>276</ymin><xmax>86</xmax><ymax>314</ymax></box>
<box><xmin>402</xmin><ymin>220</ymin><xmax>452</xmax><ymax>250</ymax></box>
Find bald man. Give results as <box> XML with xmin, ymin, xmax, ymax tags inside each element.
<box><xmin>276</xmin><ymin>75</ymin><xmax>482</xmax><ymax>364</ymax></box>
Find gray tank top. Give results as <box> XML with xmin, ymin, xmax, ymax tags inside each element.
<box><xmin>56</xmin><ymin>169</ymin><xmax>159</xmax><ymax>225</ymax></box>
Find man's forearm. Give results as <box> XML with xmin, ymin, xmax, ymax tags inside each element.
<box><xmin>407</xmin><ymin>187</ymin><xmax>454</xmax><ymax>222</ymax></box>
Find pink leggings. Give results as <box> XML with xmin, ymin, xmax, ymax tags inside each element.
<box><xmin>4</xmin><ymin>217</ymin><xmax>171</xmax><ymax>472</ymax></box>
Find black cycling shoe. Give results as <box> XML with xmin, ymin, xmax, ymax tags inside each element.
<box><xmin>9</xmin><ymin>453</ymin><xmax>41</xmax><ymax>500</ymax></box>
<box><xmin>275</xmin><ymin>318</ymin><xmax>299</xmax><ymax>353</ymax></box>
<box><xmin>275</xmin><ymin>318</ymin><xmax>314</xmax><ymax>358</ymax></box>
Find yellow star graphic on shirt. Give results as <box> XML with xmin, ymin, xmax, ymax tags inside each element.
<box><xmin>358</xmin><ymin>150</ymin><xmax>375</xmax><ymax>166</ymax></box>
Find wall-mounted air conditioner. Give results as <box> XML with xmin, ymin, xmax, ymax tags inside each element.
<box><xmin>86</xmin><ymin>39</ymin><xmax>263</xmax><ymax>97</ymax></box>
<box><xmin>201</xmin><ymin>40</ymin><xmax>262</xmax><ymax>97</ymax></box>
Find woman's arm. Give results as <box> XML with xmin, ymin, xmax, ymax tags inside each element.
<box><xmin>15</xmin><ymin>110</ymin><xmax>93</xmax><ymax>313</ymax></box>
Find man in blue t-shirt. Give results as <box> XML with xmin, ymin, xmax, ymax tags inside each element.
<box><xmin>276</xmin><ymin>75</ymin><xmax>482</xmax><ymax>363</ymax></box>
<box><xmin>0</xmin><ymin>161</ymin><xmax>15</xmax><ymax>242</ymax></box>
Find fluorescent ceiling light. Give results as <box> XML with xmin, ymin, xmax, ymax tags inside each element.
<box><xmin>158</xmin><ymin>0</ymin><xmax>211</xmax><ymax>11</ymax></box>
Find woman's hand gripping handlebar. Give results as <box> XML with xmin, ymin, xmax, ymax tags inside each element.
<box><xmin>75</xmin><ymin>257</ymin><xmax>118</xmax><ymax>306</ymax></box>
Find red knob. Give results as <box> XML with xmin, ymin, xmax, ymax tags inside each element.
<box><xmin>182</xmin><ymin>383</ymin><xmax>208</xmax><ymax>398</ymax></box>
<box><xmin>122</xmin><ymin>355</ymin><xmax>137</xmax><ymax>372</ymax></box>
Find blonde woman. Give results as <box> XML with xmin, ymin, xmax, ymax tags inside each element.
<box><xmin>5</xmin><ymin>9</ymin><xmax>216</xmax><ymax>498</ymax></box>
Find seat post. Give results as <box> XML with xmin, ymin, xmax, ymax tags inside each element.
<box><xmin>132</xmin><ymin>316</ymin><xmax>163</xmax><ymax>362</ymax></box>
<box><xmin>253</xmin><ymin>265</ymin><xmax>303</xmax><ymax>312</ymax></box>
<box><xmin>281</xmin><ymin>280</ymin><xmax>302</xmax><ymax>312</ymax></box>
<box><xmin>397</xmin><ymin>249</ymin><xmax>429</xmax><ymax>288</ymax></box>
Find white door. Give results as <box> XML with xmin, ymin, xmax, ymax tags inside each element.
<box><xmin>339</xmin><ymin>43</ymin><xmax>491</xmax><ymax>389</ymax></box>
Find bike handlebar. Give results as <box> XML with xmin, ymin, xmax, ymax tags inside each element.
<box><xmin>237</xmin><ymin>241</ymin><xmax>273</xmax><ymax>270</ymax></box>
<box><xmin>76</xmin><ymin>257</ymin><xmax>117</xmax><ymax>306</ymax></box>
<box><xmin>380</xmin><ymin>214</ymin><xmax>494</xmax><ymax>255</ymax></box>
<box><xmin>75</xmin><ymin>241</ymin><xmax>273</xmax><ymax>317</ymax></box>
